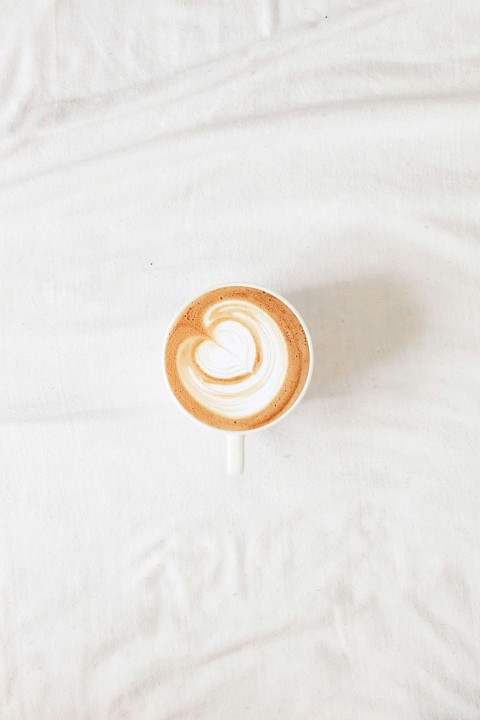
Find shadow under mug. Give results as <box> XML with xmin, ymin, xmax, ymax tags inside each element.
<box><xmin>162</xmin><ymin>282</ymin><xmax>314</xmax><ymax>475</ymax></box>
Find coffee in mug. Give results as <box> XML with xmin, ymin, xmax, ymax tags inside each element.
<box><xmin>164</xmin><ymin>285</ymin><xmax>310</xmax><ymax>433</ymax></box>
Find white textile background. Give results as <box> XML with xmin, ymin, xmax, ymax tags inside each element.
<box><xmin>1</xmin><ymin>1</ymin><xmax>480</xmax><ymax>718</ymax></box>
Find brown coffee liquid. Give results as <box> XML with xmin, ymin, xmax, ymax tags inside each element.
<box><xmin>164</xmin><ymin>286</ymin><xmax>310</xmax><ymax>431</ymax></box>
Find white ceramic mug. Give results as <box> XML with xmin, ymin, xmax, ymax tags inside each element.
<box><xmin>162</xmin><ymin>283</ymin><xmax>314</xmax><ymax>475</ymax></box>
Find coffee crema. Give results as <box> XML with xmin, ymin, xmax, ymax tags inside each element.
<box><xmin>164</xmin><ymin>286</ymin><xmax>310</xmax><ymax>431</ymax></box>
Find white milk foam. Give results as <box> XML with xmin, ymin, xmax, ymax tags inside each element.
<box><xmin>176</xmin><ymin>300</ymin><xmax>288</xmax><ymax>420</ymax></box>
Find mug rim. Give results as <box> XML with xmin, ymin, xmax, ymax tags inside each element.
<box><xmin>162</xmin><ymin>282</ymin><xmax>314</xmax><ymax>435</ymax></box>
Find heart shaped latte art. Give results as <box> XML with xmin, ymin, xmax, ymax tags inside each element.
<box><xmin>195</xmin><ymin>320</ymin><xmax>256</xmax><ymax>380</ymax></box>
<box><xmin>175</xmin><ymin>299</ymin><xmax>289</xmax><ymax>420</ymax></box>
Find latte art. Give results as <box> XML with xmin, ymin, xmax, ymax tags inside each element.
<box><xmin>179</xmin><ymin>301</ymin><xmax>288</xmax><ymax>419</ymax></box>
<box><xmin>194</xmin><ymin>319</ymin><xmax>257</xmax><ymax>380</ymax></box>
<box><xmin>165</xmin><ymin>286</ymin><xmax>311</xmax><ymax>431</ymax></box>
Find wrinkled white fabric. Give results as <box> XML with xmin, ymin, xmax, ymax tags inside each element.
<box><xmin>1</xmin><ymin>1</ymin><xmax>480</xmax><ymax>718</ymax></box>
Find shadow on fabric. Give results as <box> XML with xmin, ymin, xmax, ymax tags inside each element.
<box><xmin>289</xmin><ymin>275</ymin><xmax>424</xmax><ymax>398</ymax></box>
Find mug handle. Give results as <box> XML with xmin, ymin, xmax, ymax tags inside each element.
<box><xmin>226</xmin><ymin>433</ymin><xmax>245</xmax><ymax>475</ymax></box>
